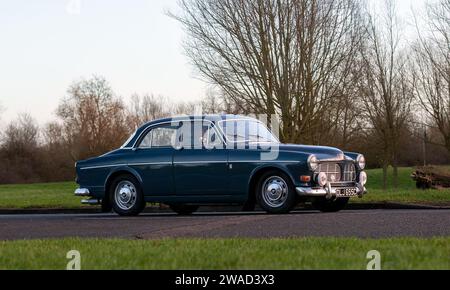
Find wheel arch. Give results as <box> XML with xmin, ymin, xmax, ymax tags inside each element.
<box><xmin>246</xmin><ymin>165</ymin><xmax>296</xmax><ymax>204</ymax></box>
<box><xmin>104</xmin><ymin>167</ymin><xmax>143</xmax><ymax>203</ymax></box>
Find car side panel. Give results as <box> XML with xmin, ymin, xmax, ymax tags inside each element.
<box><xmin>173</xmin><ymin>148</ymin><xmax>229</xmax><ymax>196</ymax></box>
<box><xmin>126</xmin><ymin>148</ymin><xmax>175</xmax><ymax>196</ymax></box>
<box><xmin>227</xmin><ymin>149</ymin><xmax>267</xmax><ymax>196</ymax></box>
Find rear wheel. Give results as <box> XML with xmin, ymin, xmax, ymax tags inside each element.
<box><xmin>256</xmin><ymin>171</ymin><xmax>297</xmax><ymax>214</ymax></box>
<box><xmin>110</xmin><ymin>174</ymin><xmax>145</xmax><ymax>216</ymax></box>
<box><xmin>169</xmin><ymin>204</ymin><xmax>199</xmax><ymax>215</ymax></box>
<box><xmin>312</xmin><ymin>197</ymin><xmax>349</xmax><ymax>213</ymax></box>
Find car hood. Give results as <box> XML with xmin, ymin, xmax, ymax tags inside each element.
<box><xmin>278</xmin><ymin>144</ymin><xmax>346</xmax><ymax>161</ymax></box>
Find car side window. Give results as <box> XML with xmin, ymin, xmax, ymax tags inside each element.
<box><xmin>138</xmin><ymin>126</ymin><xmax>178</xmax><ymax>148</ymax></box>
<box><xmin>151</xmin><ymin>127</ymin><xmax>177</xmax><ymax>148</ymax></box>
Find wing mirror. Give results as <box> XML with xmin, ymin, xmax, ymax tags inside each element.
<box><xmin>175</xmin><ymin>144</ymin><xmax>184</xmax><ymax>151</ymax></box>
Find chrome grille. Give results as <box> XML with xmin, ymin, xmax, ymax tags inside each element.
<box><xmin>316</xmin><ymin>162</ymin><xmax>356</xmax><ymax>183</ymax></box>
<box><xmin>343</xmin><ymin>163</ymin><xmax>357</xmax><ymax>182</ymax></box>
<box><xmin>317</xmin><ymin>163</ymin><xmax>341</xmax><ymax>183</ymax></box>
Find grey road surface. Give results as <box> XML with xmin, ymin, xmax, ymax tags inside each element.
<box><xmin>0</xmin><ymin>209</ymin><xmax>449</xmax><ymax>240</ymax></box>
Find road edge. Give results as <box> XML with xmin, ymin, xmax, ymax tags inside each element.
<box><xmin>0</xmin><ymin>202</ymin><xmax>449</xmax><ymax>215</ymax></box>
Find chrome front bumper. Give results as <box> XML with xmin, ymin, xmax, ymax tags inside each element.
<box><xmin>74</xmin><ymin>188</ymin><xmax>91</xmax><ymax>197</ymax></box>
<box><xmin>296</xmin><ymin>183</ymin><xmax>367</xmax><ymax>199</ymax></box>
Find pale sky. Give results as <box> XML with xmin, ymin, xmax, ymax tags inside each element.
<box><xmin>0</xmin><ymin>0</ymin><xmax>426</xmax><ymax>125</ymax></box>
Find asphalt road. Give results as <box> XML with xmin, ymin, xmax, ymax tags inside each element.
<box><xmin>0</xmin><ymin>209</ymin><xmax>449</xmax><ymax>240</ymax></box>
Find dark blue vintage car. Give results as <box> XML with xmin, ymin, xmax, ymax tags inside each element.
<box><xmin>75</xmin><ymin>115</ymin><xmax>367</xmax><ymax>216</ymax></box>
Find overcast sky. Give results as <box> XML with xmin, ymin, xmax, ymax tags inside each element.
<box><xmin>0</xmin><ymin>0</ymin><xmax>426</xmax><ymax>125</ymax></box>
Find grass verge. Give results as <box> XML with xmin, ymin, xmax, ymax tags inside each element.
<box><xmin>0</xmin><ymin>182</ymin><xmax>85</xmax><ymax>209</ymax></box>
<box><xmin>0</xmin><ymin>238</ymin><xmax>448</xmax><ymax>270</ymax></box>
<box><xmin>0</xmin><ymin>167</ymin><xmax>448</xmax><ymax>209</ymax></box>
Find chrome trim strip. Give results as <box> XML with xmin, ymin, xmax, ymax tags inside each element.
<box><xmin>81</xmin><ymin>160</ymin><xmax>300</xmax><ymax>170</ymax></box>
<box><xmin>231</xmin><ymin>160</ymin><xmax>300</xmax><ymax>164</ymax></box>
<box><xmin>173</xmin><ymin>161</ymin><xmax>227</xmax><ymax>165</ymax></box>
<box><xmin>80</xmin><ymin>164</ymin><xmax>127</xmax><ymax>170</ymax></box>
<box><xmin>129</xmin><ymin>162</ymin><xmax>172</xmax><ymax>166</ymax></box>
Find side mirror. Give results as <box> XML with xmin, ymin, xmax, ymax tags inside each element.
<box><xmin>132</xmin><ymin>147</ymin><xmax>139</xmax><ymax>152</ymax></box>
<box><xmin>175</xmin><ymin>144</ymin><xmax>184</xmax><ymax>151</ymax></box>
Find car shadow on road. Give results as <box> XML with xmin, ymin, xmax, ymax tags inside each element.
<box><xmin>83</xmin><ymin>209</ymin><xmax>321</xmax><ymax>219</ymax></box>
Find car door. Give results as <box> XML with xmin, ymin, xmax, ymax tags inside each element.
<box><xmin>127</xmin><ymin>124</ymin><xmax>177</xmax><ymax>197</ymax></box>
<box><xmin>173</xmin><ymin>120</ymin><xmax>229</xmax><ymax>196</ymax></box>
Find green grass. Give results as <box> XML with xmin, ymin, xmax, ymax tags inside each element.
<box><xmin>0</xmin><ymin>182</ymin><xmax>85</xmax><ymax>209</ymax></box>
<box><xmin>354</xmin><ymin>167</ymin><xmax>450</xmax><ymax>204</ymax></box>
<box><xmin>0</xmin><ymin>238</ymin><xmax>448</xmax><ymax>270</ymax></box>
<box><xmin>0</xmin><ymin>167</ymin><xmax>448</xmax><ymax>209</ymax></box>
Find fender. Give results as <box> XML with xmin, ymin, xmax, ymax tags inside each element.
<box><xmin>104</xmin><ymin>165</ymin><xmax>144</xmax><ymax>190</ymax></box>
<box><xmin>247</xmin><ymin>163</ymin><xmax>297</xmax><ymax>195</ymax></box>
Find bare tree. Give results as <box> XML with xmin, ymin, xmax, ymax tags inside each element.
<box><xmin>171</xmin><ymin>0</ymin><xmax>365</xmax><ymax>143</ymax></box>
<box><xmin>412</xmin><ymin>0</ymin><xmax>450</xmax><ymax>155</ymax></box>
<box><xmin>0</xmin><ymin>114</ymin><xmax>40</xmax><ymax>183</ymax></box>
<box><xmin>358</xmin><ymin>0</ymin><xmax>414</xmax><ymax>189</ymax></box>
<box><xmin>2</xmin><ymin>113</ymin><xmax>39</xmax><ymax>155</ymax></box>
<box><xmin>56</xmin><ymin>76</ymin><xmax>129</xmax><ymax>160</ymax></box>
<box><xmin>201</xmin><ymin>88</ymin><xmax>248</xmax><ymax>115</ymax></box>
<box><xmin>127</xmin><ymin>94</ymin><xmax>169</xmax><ymax>130</ymax></box>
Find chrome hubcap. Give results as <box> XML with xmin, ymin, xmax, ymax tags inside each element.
<box><xmin>114</xmin><ymin>181</ymin><xmax>137</xmax><ymax>211</ymax></box>
<box><xmin>262</xmin><ymin>176</ymin><xmax>288</xmax><ymax>208</ymax></box>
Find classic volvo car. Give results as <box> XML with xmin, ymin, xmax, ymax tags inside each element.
<box><xmin>75</xmin><ymin>115</ymin><xmax>367</xmax><ymax>216</ymax></box>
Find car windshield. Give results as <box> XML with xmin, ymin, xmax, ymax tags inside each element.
<box><xmin>219</xmin><ymin>120</ymin><xmax>279</xmax><ymax>143</ymax></box>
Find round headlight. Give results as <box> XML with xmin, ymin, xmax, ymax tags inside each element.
<box><xmin>357</xmin><ymin>154</ymin><xmax>366</xmax><ymax>170</ymax></box>
<box><xmin>316</xmin><ymin>172</ymin><xmax>328</xmax><ymax>187</ymax></box>
<box><xmin>359</xmin><ymin>171</ymin><xmax>368</xmax><ymax>186</ymax></box>
<box><xmin>308</xmin><ymin>155</ymin><xmax>319</xmax><ymax>171</ymax></box>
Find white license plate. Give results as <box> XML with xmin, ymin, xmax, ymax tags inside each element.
<box><xmin>336</xmin><ymin>188</ymin><xmax>357</xmax><ymax>197</ymax></box>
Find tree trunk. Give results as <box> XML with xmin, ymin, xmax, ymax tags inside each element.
<box><xmin>382</xmin><ymin>163</ymin><xmax>388</xmax><ymax>191</ymax></box>
<box><xmin>392</xmin><ymin>150</ymin><xmax>398</xmax><ymax>189</ymax></box>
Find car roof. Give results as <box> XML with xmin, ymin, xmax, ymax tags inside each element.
<box><xmin>123</xmin><ymin>114</ymin><xmax>256</xmax><ymax>148</ymax></box>
<box><xmin>138</xmin><ymin>114</ymin><xmax>254</xmax><ymax>130</ymax></box>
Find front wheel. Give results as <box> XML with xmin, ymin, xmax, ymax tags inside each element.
<box><xmin>256</xmin><ymin>171</ymin><xmax>297</xmax><ymax>214</ymax></box>
<box><xmin>110</xmin><ymin>174</ymin><xmax>146</xmax><ymax>216</ymax></box>
<box><xmin>312</xmin><ymin>197</ymin><xmax>349</xmax><ymax>213</ymax></box>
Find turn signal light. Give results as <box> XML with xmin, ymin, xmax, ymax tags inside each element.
<box><xmin>300</xmin><ymin>176</ymin><xmax>311</xmax><ymax>183</ymax></box>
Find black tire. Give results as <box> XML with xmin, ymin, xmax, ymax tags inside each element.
<box><xmin>169</xmin><ymin>204</ymin><xmax>199</xmax><ymax>215</ymax></box>
<box><xmin>256</xmin><ymin>170</ymin><xmax>297</xmax><ymax>214</ymax></box>
<box><xmin>242</xmin><ymin>196</ymin><xmax>256</xmax><ymax>211</ymax></box>
<box><xmin>312</xmin><ymin>197</ymin><xmax>349</xmax><ymax>213</ymax></box>
<box><xmin>109</xmin><ymin>174</ymin><xmax>146</xmax><ymax>216</ymax></box>
<box><xmin>101</xmin><ymin>198</ymin><xmax>113</xmax><ymax>213</ymax></box>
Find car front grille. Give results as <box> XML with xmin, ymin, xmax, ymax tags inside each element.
<box><xmin>316</xmin><ymin>162</ymin><xmax>356</xmax><ymax>183</ymax></box>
